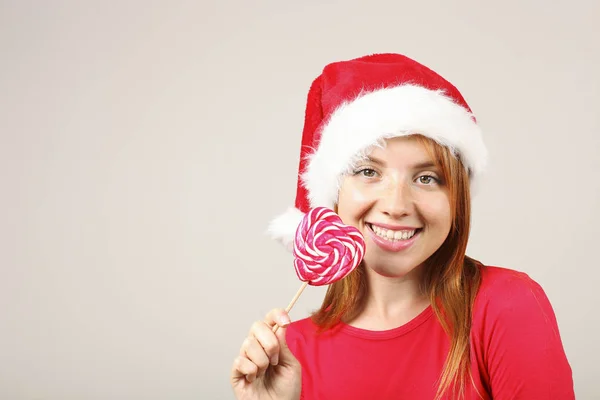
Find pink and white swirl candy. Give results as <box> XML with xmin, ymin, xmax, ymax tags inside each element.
<box><xmin>293</xmin><ymin>207</ymin><xmax>365</xmax><ymax>286</ymax></box>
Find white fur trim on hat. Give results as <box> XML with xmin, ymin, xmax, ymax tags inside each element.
<box><xmin>267</xmin><ymin>207</ymin><xmax>305</xmax><ymax>251</ymax></box>
<box><xmin>302</xmin><ymin>84</ymin><xmax>488</xmax><ymax>210</ymax></box>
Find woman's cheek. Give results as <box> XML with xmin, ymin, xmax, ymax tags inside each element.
<box><xmin>337</xmin><ymin>183</ymin><xmax>375</xmax><ymax>224</ymax></box>
<box><xmin>416</xmin><ymin>192</ymin><xmax>452</xmax><ymax>224</ymax></box>
<box><xmin>348</xmin><ymin>185</ymin><xmax>374</xmax><ymax>208</ymax></box>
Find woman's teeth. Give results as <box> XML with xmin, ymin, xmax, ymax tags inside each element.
<box><xmin>370</xmin><ymin>224</ymin><xmax>417</xmax><ymax>241</ymax></box>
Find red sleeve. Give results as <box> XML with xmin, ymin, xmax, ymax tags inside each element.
<box><xmin>478</xmin><ymin>271</ymin><xmax>574</xmax><ymax>399</ymax></box>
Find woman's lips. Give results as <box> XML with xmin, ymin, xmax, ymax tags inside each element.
<box><xmin>366</xmin><ymin>223</ymin><xmax>420</xmax><ymax>252</ymax></box>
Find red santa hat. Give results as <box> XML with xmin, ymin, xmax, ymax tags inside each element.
<box><xmin>268</xmin><ymin>53</ymin><xmax>488</xmax><ymax>250</ymax></box>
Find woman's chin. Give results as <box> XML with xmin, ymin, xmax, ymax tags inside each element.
<box><xmin>364</xmin><ymin>261</ymin><xmax>423</xmax><ymax>279</ymax></box>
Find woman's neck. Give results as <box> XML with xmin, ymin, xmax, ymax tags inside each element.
<box><xmin>348</xmin><ymin>265</ymin><xmax>430</xmax><ymax>331</ymax></box>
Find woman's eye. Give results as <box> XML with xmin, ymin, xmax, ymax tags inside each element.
<box><xmin>353</xmin><ymin>168</ymin><xmax>378</xmax><ymax>178</ymax></box>
<box><xmin>359</xmin><ymin>168</ymin><xmax>377</xmax><ymax>178</ymax></box>
<box><xmin>417</xmin><ymin>175</ymin><xmax>437</xmax><ymax>185</ymax></box>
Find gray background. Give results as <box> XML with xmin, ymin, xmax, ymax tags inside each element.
<box><xmin>1</xmin><ymin>1</ymin><xmax>598</xmax><ymax>399</ymax></box>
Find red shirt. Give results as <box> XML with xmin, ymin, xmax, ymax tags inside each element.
<box><xmin>286</xmin><ymin>266</ymin><xmax>574</xmax><ymax>399</ymax></box>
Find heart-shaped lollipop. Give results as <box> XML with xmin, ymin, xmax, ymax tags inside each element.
<box><xmin>273</xmin><ymin>208</ymin><xmax>366</xmax><ymax>332</ymax></box>
<box><xmin>293</xmin><ymin>207</ymin><xmax>365</xmax><ymax>286</ymax></box>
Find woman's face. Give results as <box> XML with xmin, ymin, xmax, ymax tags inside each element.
<box><xmin>337</xmin><ymin>136</ymin><xmax>452</xmax><ymax>278</ymax></box>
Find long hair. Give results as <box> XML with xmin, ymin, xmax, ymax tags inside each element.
<box><xmin>310</xmin><ymin>135</ymin><xmax>483</xmax><ymax>399</ymax></box>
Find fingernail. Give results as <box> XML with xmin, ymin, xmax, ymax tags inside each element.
<box><xmin>278</xmin><ymin>314</ymin><xmax>291</xmax><ymax>327</ymax></box>
<box><xmin>271</xmin><ymin>355</ymin><xmax>279</xmax><ymax>366</ymax></box>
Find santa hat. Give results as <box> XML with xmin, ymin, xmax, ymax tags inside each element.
<box><xmin>268</xmin><ymin>53</ymin><xmax>488</xmax><ymax>250</ymax></box>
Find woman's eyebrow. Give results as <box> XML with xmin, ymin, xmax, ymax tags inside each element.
<box><xmin>360</xmin><ymin>157</ymin><xmax>438</xmax><ymax>170</ymax></box>
<box><xmin>412</xmin><ymin>161</ymin><xmax>437</xmax><ymax>169</ymax></box>
<box><xmin>363</xmin><ymin>156</ymin><xmax>385</xmax><ymax>165</ymax></box>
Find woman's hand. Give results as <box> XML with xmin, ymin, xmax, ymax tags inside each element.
<box><xmin>230</xmin><ymin>309</ymin><xmax>301</xmax><ymax>400</ymax></box>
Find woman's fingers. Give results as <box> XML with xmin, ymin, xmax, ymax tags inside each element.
<box><xmin>240</xmin><ymin>336</ymin><xmax>271</xmax><ymax>378</ymax></box>
<box><xmin>264</xmin><ymin>308</ymin><xmax>292</xmax><ymax>329</ymax></box>
<box><xmin>249</xmin><ymin>320</ymin><xmax>281</xmax><ymax>365</ymax></box>
<box><xmin>232</xmin><ymin>355</ymin><xmax>258</xmax><ymax>383</ymax></box>
<box><xmin>231</xmin><ymin>308</ymin><xmax>296</xmax><ymax>388</ymax></box>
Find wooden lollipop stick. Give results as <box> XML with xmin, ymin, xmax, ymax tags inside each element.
<box><xmin>284</xmin><ymin>281</ymin><xmax>309</xmax><ymax>312</ymax></box>
<box><xmin>272</xmin><ymin>281</ymin><xmax>308</xmax><ymax>333</ymax></box>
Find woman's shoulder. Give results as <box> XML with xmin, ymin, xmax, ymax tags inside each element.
<box><xmin>477</xmin><ymin>264</ymin><xmax>541</xmax><ymax>295</ymax></box>
<box><xmin>474</xmin><ymin>265</ymin><xmax>557</xmax><ymax>326</ymax></box>
<box><xmin>471</xmin><ymin>265</ymin><xmax>574</xmax><ymax>396</ymax></box>
<box><xmin>287</xmin><ymin>316</ymin><xmax>318</xmax><ymax>335</ymax></box>
<box><xmin>285</xmin><ymin>315</ymin><xmax>346</xmax><ymax>345</ymax></box>
<box><xmin>284</xmin><ymin>316</ymin><xmax>341</xmax><ymax>357</ymax></box>
<box><xmin>285</xmin><ymin>315</ymin><xmax>324</xmax><ymax>345</ymax></box>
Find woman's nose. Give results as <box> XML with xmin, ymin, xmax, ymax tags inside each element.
<box><xmin>380</xmin><ymin>179</ymin><xmax>412</xmax><ymax>218</ymax></box>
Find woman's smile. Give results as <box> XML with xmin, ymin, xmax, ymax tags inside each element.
<box><xmin>366</xmin><ymin>222</ymin><xmax>422</xmax><ymax>252</ymax></box>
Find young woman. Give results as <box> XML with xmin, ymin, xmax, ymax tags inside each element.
<box><xmin>230</xmin><ymin>53</ymin><xmax>574</xmax><ymax>399</ymax></box>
